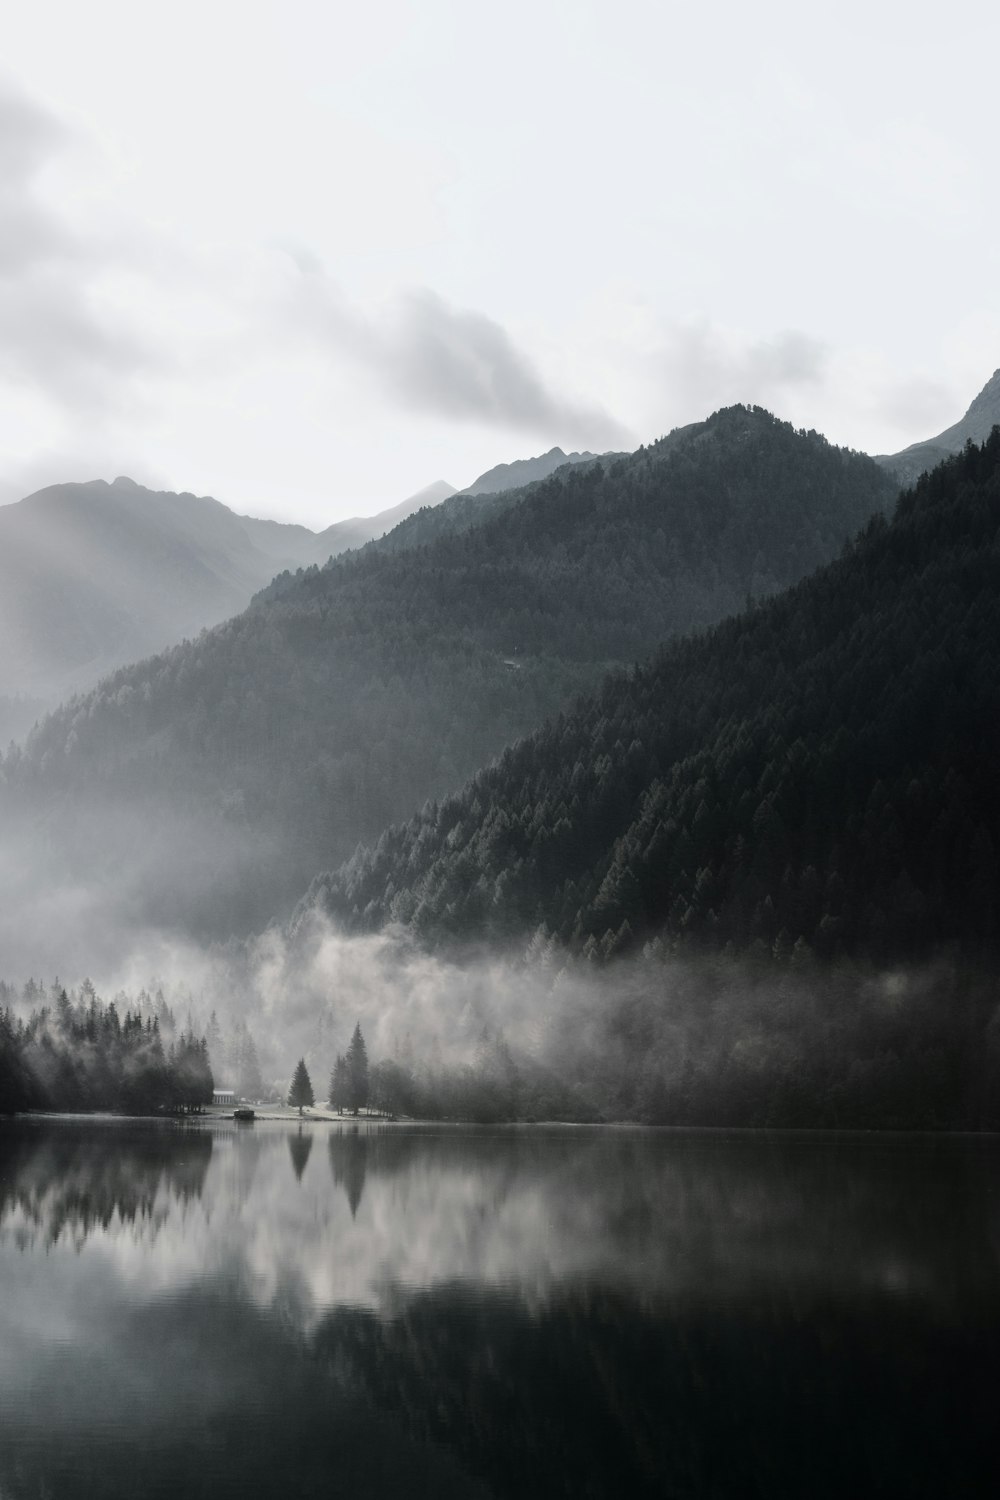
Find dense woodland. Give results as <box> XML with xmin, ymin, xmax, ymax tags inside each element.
<box><xmin>0</xmin><ymin>981</ymin><xmax>213</xmax><ymax>1115</ymax></box>
<box><xmin>308</xmin><ymin>432</ymin><xmax>1000</xmax><ymax>968</ymax></box>
<box><xmin>0</xmin><ymin>408</ymin><xmax>896</xmax><ymax>941</ymax></box>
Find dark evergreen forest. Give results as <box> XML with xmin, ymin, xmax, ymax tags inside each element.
<box><xmin>1</xmin><ymin>408</ymin><xmax>896</xmax><ymax>942</ymax></box>
<box><xmin>0</xmin><ymin>981</ymin><xmax>213</xmax><ymax>1115</ymax></box>
<box><xmin>307</xmin><ymin>431</ymin><xmax>1000</xmax><ymax>969</ymax></box>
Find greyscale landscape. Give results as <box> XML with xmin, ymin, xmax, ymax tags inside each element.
<box><xmin>2</xmin><ymin>2</ymin><xmax>1000</xmax><ymax>1497</ymax></box>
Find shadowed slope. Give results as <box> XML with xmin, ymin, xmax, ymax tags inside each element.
<box><xmin>1</xmin><ymin>407</ymin><xmax>896</xmax><ymax>961</ymax></box>
<box><xmin>307</xmin><ymin>432</ymin><xmax>1000</xmax><ymax>965</ymax></box>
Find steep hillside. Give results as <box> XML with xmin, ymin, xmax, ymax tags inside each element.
<box><xmin>877</xmin><ymin>368</ymin><xmax>1000</xmax><ymax>483</ymax></box>
<box><xmin>309</xmin><ymin>432</ymin><xmax>1000</xmax><ymax>966</ymax></box>
<box><xmin>1</xmin><ymin>407</ymin><xmax>897</xmax><ymax>958</ymax></box>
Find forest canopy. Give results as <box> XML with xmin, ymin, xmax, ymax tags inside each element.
<box><xmin>0</xmin><ymin>980</ymin><xmax>213</xmax><ymax>1115</ymax></box>
<box><xmin>306</xmin><ymin>431</ymin><xmax>1000</xmax><ymax>969</ymax></box>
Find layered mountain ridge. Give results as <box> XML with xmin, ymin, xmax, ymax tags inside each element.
<box><xmin>0</xmin><ymin>405</ymin><xmax>897</xmax><ymax>966</ymax></box>
<box><xmin>307</xmin><ymin>430</ymin><xmax>1000</xmax><ymax>966</ymax></box>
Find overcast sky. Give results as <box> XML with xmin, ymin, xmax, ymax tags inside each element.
<box><xmin>2</xmin><ymin>0</ymin><xmax>998</xmax><ymax>527</ymax></box>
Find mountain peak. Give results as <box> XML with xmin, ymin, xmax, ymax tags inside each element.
<box><xmin>461</xmin><ymin>446</ymin><xmax>601</xmax><ymax>497</ymax></box>
<box><xmin>877</xmin><ymin>366</ymin><xmax>1000</xmax><ymax>483</ymax></box>
<box><xmin>966</xmin><ymin>367</ymin><xmax>1000</xmax><ymax>418</ymax></box>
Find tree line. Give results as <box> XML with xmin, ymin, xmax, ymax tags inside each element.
<box><xmin>287</xmin><ymin>1023</ymin><xmax>371</xmax><ymax>1115</ymax></box>
<box><xmin>0</xmin><ymin>980</ymin><xmax>213</xmax><ymax>1115</ymax></box>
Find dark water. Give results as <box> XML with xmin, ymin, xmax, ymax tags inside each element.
<box><xmin>1</xmin><ymin>1121</ymin><xmax>998</xmax><ymax>1499</ymax></box>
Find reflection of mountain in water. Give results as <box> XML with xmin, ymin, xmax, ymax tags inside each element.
<box><xmin>328</xmin><ymin>1127</ymin><xmax>368</xmax><ymax>1217</ymax></box>
<box><xmin>288</xmin><ymin>1127</ymin><xmax>314</xmax><ymax>1182</ymax></box>
<box><xmin>0</xmin><ymin>1121</ymin><xmax>212</xmax><ymax>1248</ymax></box>
<box><xmin>0</xmin><ymin>1280</ymin><xmax>487</xmax><ymax>1500</ymax></box>
<box><xmin>310</xmin><ymin>1273</ymin><xmax>1000</xmax><ymax>1500</ymax></box>
<box><xmin>2</xmin><ymin>1124</ymin><xmax>1000</xmax><ymax>1500</ymax></box>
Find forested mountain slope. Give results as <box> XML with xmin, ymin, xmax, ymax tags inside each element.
<box><xmin>1</xmin><ymin>407</ymin><xmax>896</xmax><ymax>954</ymax></box>
<box><xmin>308</xmin><ymin>432</ymin><xmax>1000</xmax><ymax>965</ymax></box>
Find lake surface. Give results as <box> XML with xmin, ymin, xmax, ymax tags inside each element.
<box><xmin>1</xmin><ymin>1120</ymin><xmax>998</xmax><ymax>1499</ymax></box>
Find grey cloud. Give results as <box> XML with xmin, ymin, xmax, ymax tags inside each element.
<box><xmin>0</xmin><ymin>84</ymin><xmax>66</xmax><ymax>175</ymax></box>
<box><xmin>655</xmin><ymin>321</ymin><xmax>829</xmax><ymax>419</ymax></box>
<box><xmin>0</xmin><ymin>83</ymin><xmax>77</xmax><ymax>275</ymax></box>
<box><xmin>0</xmin><ymin>80</ymin><xmax>153</xmax><ymax>409</ymax></box>
<box><xmin>388</xmin><ymin>289</ymin><xmax>630</xmax><ymax>446</ymax></box>
<box><xmin>286</xmin><ymin>261</ymin><xmax>631</xmax><ymax>449</ymax></box>
<box><xmin>874</xmin><ymin>374</ymin><xmax>955</xmax><ymax>435</ymax></box>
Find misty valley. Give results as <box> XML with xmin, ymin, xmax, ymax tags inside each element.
<box><xmin>3</xmin><ymin>385</ymin><xmax>1000</xmax><ymax>1496</ymax></box>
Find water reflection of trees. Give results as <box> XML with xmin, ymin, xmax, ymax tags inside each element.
<box><xmin>288</xmin><ymin>1127</ymin><xmax>313</xmax><ymax>1182</ymax></box>
<box><xmin>328</xmin><ymin>1127</ymin><xmax>368</xmax><ymax>1216</ymax></box>
<box><xmin>2</xmin><ymin>1126</ymin><xmax>1000</xmax><ymax>1500</ymax></box>
<box><xmin>303</xmin><ymin>1127</ymin><xmax>1000</xmax><ymax>1319</ymax></box>
<box><xmin>0</xmin><ymin>1122</ymin><xmax>212</xmax><ymax>1247</ymax></box>
<box><xmin>310</xmin><ymin>1272</ymin><xmax>1000</xmax><ymax>1500</ymax></box>
<box><xmin>298</xmin><ymin>1135</ymin><xmax>1000</xmax><ymax>1500</ymax></box>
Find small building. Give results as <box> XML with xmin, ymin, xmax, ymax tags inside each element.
<box><xmin>213</xmin><ymin>1088</ymin><xmax>236</xmax><ymax>1106</ymax></box>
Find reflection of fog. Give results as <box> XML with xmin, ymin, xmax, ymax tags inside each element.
<box><xmin>230</xmin><ymin>1123</ymin><xmax>265</xmax><ymax>1206</ymax></box>
<box><xmin>221</xmin><ymin>1127</ymin><xmax>1000</xmax><ymax>1324</ymax></box>
<box><xmin>2</xmin><ymin>1123</ymin><xmax>999</xmax><ymax>1322</ymax></box>
<box><xmin>328</xmin><ymin>1127</ymin><xmax>368</xmax><ymax>1217</ymax></box>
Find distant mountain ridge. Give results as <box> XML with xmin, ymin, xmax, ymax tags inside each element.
<box><xmin>1</xmin><ymin>405</ymin><xmax>898</xmax><ymax>966</ymax></box>
<box><xmin>877</xmin><ymin>368</ymin><xmax>1000</xmax><ymax>483</ymax></box>
<box><xmin>460</xmin><ymin>446</ymin><xmax>607</xmax><ymax>495</ymax></box>
<box><xmin>309</xmin><ymin>480</ymin><xmax>457</xmax><ymax>557</ymax></box>
<box><xmin>0</xmin><ymin>445</ymin><xmax>617</xmax><ymax>736</ymax></box>
<box><xmin>0</xmin><ymin>474</ymin><xmax>454</xmax><ymax>734</ymax></box>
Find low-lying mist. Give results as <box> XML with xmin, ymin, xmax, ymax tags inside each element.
<box><xmin>5</xmin><ymin>901</ymin><xmax>1000</xmax><ymax>1129</ymax></box>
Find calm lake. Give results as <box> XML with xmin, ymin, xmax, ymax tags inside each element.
<box><xmin>1</xmin><ymin>1119</ymin><xmax>998</xmax><ymax>1499</ymax></box>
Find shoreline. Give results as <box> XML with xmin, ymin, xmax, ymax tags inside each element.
<box><xmin>4</xmin><ymin>1110</ymin><xmax>1000</xmax><ymax>1140</ymax></box>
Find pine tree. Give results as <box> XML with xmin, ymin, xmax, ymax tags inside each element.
<box><xmin>329</xmin><ymin>1053</ymin><xmax>349</xmax><ymax>1113</ymax></box>
<box><xmin>288</xmin><ymin>1058</ymin><xmax>314</xmax><ymax>1114</ymax></box>
<box><xmin>346</xmin><ymin>1024</ymin><xmax>369</xmax><ymax>1116</ymax></box>
<box><xmin>205</xmin><ymin>1009</ymin><xmax>222</xmax><ymax>1075</ymax></box>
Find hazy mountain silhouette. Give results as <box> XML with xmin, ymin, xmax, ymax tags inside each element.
<box><xmin>0</xmin><ymin>475</ymin><xmax>454</xmax><ymax>737</ymax></box>
<box><xmin>310</xmin><ymin>480</ymin><xmax>457</xmax><ymax>556</ymax></box>
<box><xmin>460</xmin><ymin>446</ymin><xmax>606</xmax><ymax>495</ymax></box>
